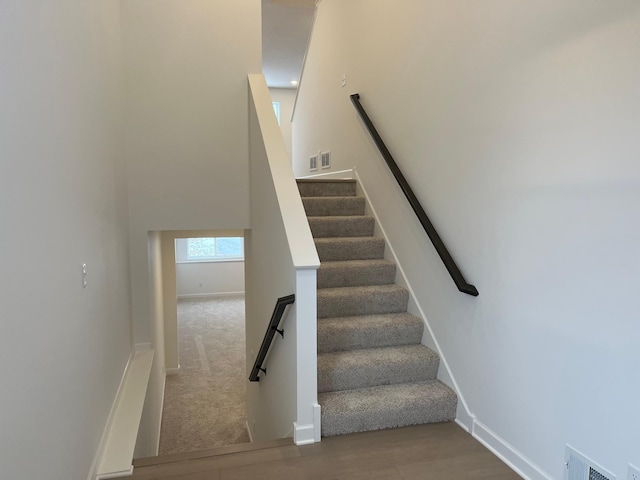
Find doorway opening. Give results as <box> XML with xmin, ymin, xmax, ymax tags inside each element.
<box><xmin>158</xmin><ymin>230</ymin><xmax>250</xmax><ymax>455</ymax></box>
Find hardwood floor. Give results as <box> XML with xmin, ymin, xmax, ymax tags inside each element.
<box><xmin>132</xmin><ymin>422</ymin><xmax>521</xmax><ymax>479</ymax></box>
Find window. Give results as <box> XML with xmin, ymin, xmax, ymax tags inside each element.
<box><xmin>175</xmin><ymin>237</ymin><xmax>244</xmax><ymax>263</ymax></box>
<box><xmin>272</xmin><ymin>101</ymin><xmax>281</xmax><ymax>125</ymax></box>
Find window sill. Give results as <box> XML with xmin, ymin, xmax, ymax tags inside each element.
<box><xmin>176</xmin><ymin>258</ymin><xmax>244</xmax><ymax>265</ymax></box>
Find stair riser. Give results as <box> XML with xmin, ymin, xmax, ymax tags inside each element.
<box><xmin>302</xmin><ymin>197</ymin><xmax>365</xmax><ymax>216</ymax></box>
<box><xmin>309</xmin><ymin>217</ymin><xmax>375</xmax><ymax>238</ymax></box>
<box><xmin>300</xmin><ymin>178</ymin><xmax>458</xmax><ymax>438</ymax></box>
<box><xmin>318</xmin><ymin>349</ymin><xmax>439</xmax><ymax>393</ymax></box>
<box><xmin>317</xmin><ymin>263</ymin><xmax>396</xmax><ymax>289</ymax></box>
<box><xmin>317</xmin><ymin>288</ymin><xmax>408</xmax><ymax>318</ymax></box>
<box><xmin>319</xmin><ymin>382</ymin><xmax>457</xmax><ymax>437</ymax></box>
<box><xmin>315</xmin><ymin>238</ymin><xmax>385</xmax><ymax>262</ymax></box>
<box><xmin>317</xmin><ymin>320</ymin><xmax>423</xmax><ymax>353</ymax></box>
<box><xmin>297</xmin><ymin>181</ymin><xmax>356</xmax><ymax>197</ymax></box>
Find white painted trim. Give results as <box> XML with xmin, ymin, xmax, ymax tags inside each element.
<box><xmin>96</xmin><ymin>467</ymin><xmax>133</xmax><ymax>480</ymax></box>
<box><xmin>296</xmin><ymin>168</ymin><xmax>354</xmax><ymax>180</ymax></box>
<box><xmin>313</xmin><ymin>403</ymin><xmax>321</xmax><ymax>442</ymax></box>
<box><xmin>153</xmin><ymin>372</ymin><xmax>166</xmax><ymax>456</ymax></box>
<box><xmin>176</xmin><ymin>291</ymin><xmax>245</xmax><ymax>300</ymax></box>
<box><xmin>293</xmin><ymin>267</ymin><xmax>320</xmax><ymax>445</ymax></box>
<box><xmin>95</xmin><ymin>350</ymin><xmax>155</xmax><ymax>480</ymax></box>
<box><xmin>245</xmin><ymin>420</ymin><xmax>254</xmax><ymax>443</ymax></box>
<box><xmin>293</xmin><ymin>422</ymin><xmax>316</xmax><ymax>446</ymax></box>
<box><xmin>134</xmin><ymin>343</ymin><xmax>151</xmax><ymax>352</ymax></box>
<box><xmin>291</xmin><ymin>4</ymin><xmax>319</xmax><ymax>122</ymax></box>
<box><xmin>165</xmin><ymin>364</ymin><xmax>181</xmax><ymax>376</ymax></box>
<box><xmin>354</xmin><ymin>169</ymin><xmax>474</xmax><ymax>422</ymax></box>
<box><xmin>472</xmin><ymin>419</ymin><xmax>553</xmax><ymax>480</ymax></box>
<box><xmin>87</xmin><ymin>352</ymin><xmax>135</xmax><ymax>480</ymax></box>
<box><xmin>249</xmin><ymin>75</ymin><xmax>320</xmax><ymax>270</ymax></box>
<box><xmin>455</xmin><ymin>418</ymin><xmax>471</xmax><ymax>433</ymax></box>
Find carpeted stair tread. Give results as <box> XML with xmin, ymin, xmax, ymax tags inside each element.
<box><xmin>317</xmin><ymin>312</ymin><xmax>424</xmax><ymax>353</ymax></box>
<box><xmin>302</xmin><ymin>196</ymin><xmax>366</xmax><ymax>217</ymax></box>
<box><xmin>319</xmin><ymin>381</ymin><xmax>458</xmax><ymax>436</ymax></box>
<box><xmin>318</xmin><ymin>259</ymin><xmax>396</xmax><ymax>289</ymax></box>
<box><xmin>297</xmin><ymin>176</ymin><xmax>458</xmax><ymax>437</ymax></box>
<box><xmin>308</xmin><ymin>215</ymin><xmax>375</xmax><ymax>238</ymax></box>
<box><xmin>314</xmin><ymin>237</ymin><xmax>386</xmax><ymax>262</ymax></box>
<box><xmin>318</xmin><ymin>344</ymin><xmax>440</xmax><ymax>393</ymax></box>
<box><xmin>317</xmin><ymin>284</ymin><xmax>409</xmax><ymax>319</ymax></box>
<box><xmin>297</xmin><ymin>179</ymin><xmax>356</xmax><ymax>197</ymax></box>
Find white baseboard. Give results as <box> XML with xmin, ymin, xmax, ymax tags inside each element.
<box><xmin>472</xmin><ymin>420</ymin><xmax>553</xmax><ymax>480</ymax></box>
<box><xmin>313</xmin><ymin>403</ymin><xmax>321</xmax><ymax>442</ymax></box>
<box><xmin>245</xmin><ymin>420</ymin><xmax>254</xmax><ymax>443</ymax></box>
<box><xmin>154</xmin><ymin>372</ymin><xmax>167</xmax><ymax>456</ymax></box>
<box><xmin>454</xmin><ymin>406</ymin><xmax>475</xmax><ymax>433</ymax></box>
<box><xmin>354</xmin><ymin>169</ymin><xmax>474</xmax><ymax>421</ymax></box>
<box><xmin>297</xmin><ymin>168</ymin><xmax>354</xmax><ymax>180</ymax></box>
<box><xmin>95</xmin><ymin>350</ymin><xmax>155</xmax><ymax>480</ymax></box>
<box><xmin>95</xmin><ymin>467</ymin><xmax>133</xmax><ymax>480</ymax></box>
<box><xmin>135</xmin><ymin>343</ymin><xmax>151</xmax><ymax>352</ymax></box>
<box><xmin>165</xmin><ymin>364</ymin><xmax>180</xmax><ymax>376</ymax></box>
<box><xmin>293</xmin><ymin>422</ymin><xmax>316</xmax><ymax>446</ymax></box>
<box><xmin>87</xmin><ymin>352</ymin><xmax>135</xmax><ymax>480</ymax></box>
<box><xmin>177</xmin><ymin>291</ymin><xmax>244</xmax><ymax>300</ymax></box>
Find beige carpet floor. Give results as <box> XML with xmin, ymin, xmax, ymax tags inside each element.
<box><xmin>159</xmin><ymin>295</ymin><xmax>250</xmax><ymax>455</ymax></box>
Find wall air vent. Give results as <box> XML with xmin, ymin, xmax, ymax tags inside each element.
<box><xmin>321</xmin><ymin>151</ymin><xmax>331</xmax><ymax>169</ymax></box>
<box><xmin>565</xmin><ymin>446</ymin><xmax>616</xmax><ymax>480</ymax></box>
<box><xmin>309</xmin><ymin>154</ymin><xmax>318</xmax><ymax>172</ymax></box>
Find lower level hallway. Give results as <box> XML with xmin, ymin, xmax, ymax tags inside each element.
<box><xmin>159</xmin><ymin>296</ymin><xmax>250</xmax><ymax>455</ymax></box>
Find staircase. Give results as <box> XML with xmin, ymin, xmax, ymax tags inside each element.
<box><xmin>297</xmin><ymin>178</ymin><xmax>457</xmax><ymax>437</ymax></box>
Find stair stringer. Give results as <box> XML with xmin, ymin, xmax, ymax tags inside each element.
<box><xmin>353</xmin><ymin>169</ymin><xmax>475</xmax><ymax>431</ymax></box>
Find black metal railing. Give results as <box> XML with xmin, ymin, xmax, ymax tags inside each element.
<box><xmin>350</xmin><ymin>93</ymin><xmax>478</xmax><ymax>296</ymax></box>
<box><xmin>249</xmin><ymin>294</ymin><xmax>296</xmax><ymax>382</ymax></box>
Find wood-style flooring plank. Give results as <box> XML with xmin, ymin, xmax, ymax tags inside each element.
<box><xmin>397</xmin><ymin>451</ymin><xmax>521</xmax><ymax>479</ymax></box>
<box><xmin>131</xmin><ymin>445</ymin><xmax>301</xmax><ymax>479</ymax></box>
<box><xmin>134</xmin><ymin>438</ymin><xmax>294</xmax><ymax>468</ymax></box>
<box><xmin>131</xmin><ymin>422</ymin><xmax>523</xmax><ymax>480</ymax></box>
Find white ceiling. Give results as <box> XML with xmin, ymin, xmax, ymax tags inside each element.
<box><xmin>262</xmin><ymin>0</ymin><xmax>316</xmax><ymax>89</ymax></box>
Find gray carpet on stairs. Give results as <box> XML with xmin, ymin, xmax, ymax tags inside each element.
<box><xmin>297</xmin><ymin>179</ymin><xmax>457</xmax><ymax>437</ymax></box>
<box><xmin>317</xmin><ymin>284</ymin><xmax>410</xmax><ymax>318</ymax></box>
<box><xmin>318</xmin><ymin>381</ymin><xmax>458</xmax><ymax>436</ymax></box>
<box><xmin>317</xmin><ymin>312</ymin><xmax>424</xmax><ymax>353</ymax></box>
<box><xmin>308</xmin><ymin>215</ymin><xmax>376</xmax><ymax>238</ymax></box>
<box><xmin>297</xmin><ymin>179</ymin><xmax>356</xmax><ymax>197</ymax></box>
<box><xmin>317</xmin><ymin>259</ymin><xmax>396</xmax><ymax>288</ymax></box>
<box><xmin>302</xmin><ymin>196</ymin><xmax>365</xmax><ymax>216</ymax></box>
<box><xmin>317</xmin><ymin>344</ymin><xmax>440</xmax><ymax>393</ymax></box>
<box><xmin>314</xmin><ymin>237</ymin><xmax>386</xmax><ymax>261</ymax></box>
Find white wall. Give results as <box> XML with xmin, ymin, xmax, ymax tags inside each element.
<box><xmin>0</xmin><ymin>2</ymin><xmax>132</xmax><ymax>479</ymax></box>
<box><xmin>176</xmin><ymin>261</ymin><xmax>244</xmax><ymax>297</ymax></box>
<box><xmin>121</xmin><ymin>0</ymin><xmax>261</xmax><ymax>344</ymax></box>
<box><xmin>269</xmin><ymin>88</ymin><xmax>297</xmax><ymax>160</ymax></box>
<box><xmin>121</xmin><ymin>0</ymin><xmax>261</xmax><ymax>447</ymax></box>
<box><xmin>293</xmin><ymin>1</ymin><xmax>640</xmax><ymax>478</ymax></box>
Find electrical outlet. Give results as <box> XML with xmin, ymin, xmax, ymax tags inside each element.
<box><xmin>629</xmin><ymin>464</ymin><xmax>640</xmax><ymax>480</ymax></box>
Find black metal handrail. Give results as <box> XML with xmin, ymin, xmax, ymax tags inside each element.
<box><xmin>350</xmin><ymin>93</ymin><xmax>478</xmax><ymax>297</ymax></box>
<box><xmin>249</xmin><ymin>294</ymin><xmax>296</xmax><ymax>382</ymax></box>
